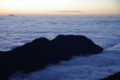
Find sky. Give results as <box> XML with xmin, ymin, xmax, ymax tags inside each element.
<box><xmin>0</xmin><ymin>0</ymin><xmax>120</xmax><ymax>16</ymax></box>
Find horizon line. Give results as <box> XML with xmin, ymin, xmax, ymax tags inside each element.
<box><xmin>0</xmin><ymin>13</ymin><xmax>120</xmax><ymax>17</ymax></box>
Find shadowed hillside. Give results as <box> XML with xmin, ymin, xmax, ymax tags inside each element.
<box><xmin>0</xmin><ymin>35</ymin><xmax>104</xmax><ymax>80</ymax></box>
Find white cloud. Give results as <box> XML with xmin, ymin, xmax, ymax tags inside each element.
<box><xmin>9</xmin><ymin>50</ymin><xmax>120</xmax><ymax>80</ymax></box>
<box><xmin>0</xmin><ymin>16</ymin><xmax>120</xmax><ymax>80</ymax></box>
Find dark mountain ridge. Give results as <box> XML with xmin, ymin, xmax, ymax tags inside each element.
<box><xmin>0</xmin><ymin>35</ymin><xmax>104</xmax><ymax>80</ymax></box>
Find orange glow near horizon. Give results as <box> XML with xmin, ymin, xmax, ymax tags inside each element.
<box><xmin>0</xmin><ymin>0</ymin><xmax>120</xmax><ymax>16</ymax></box>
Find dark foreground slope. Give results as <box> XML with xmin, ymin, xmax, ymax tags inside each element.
<box><xmin>100</xmin><ymin>72</ymin><xmax>120</xmax><ymax>80</ymax></box>
<box><xmin>0</xmin><ymin>35</ymin><xmax>104</xmax><ymax>80</ymax></box>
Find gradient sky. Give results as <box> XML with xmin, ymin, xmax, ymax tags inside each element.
<box><xmin>0</xmin><ymin>0</ymin><xmax>120</xmax><ymax>16</ymax></box>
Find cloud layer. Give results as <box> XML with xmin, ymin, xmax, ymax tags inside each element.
<box><xmin>54</xmin><ymin>11</ymin><xmax>86</xmax><ymax>13</ymax></box>
<box><xmin>0</xmin><ymin>16</ymin><xmax>120</xmax><ymax>80</ymax></box>
<box><xmin>9</xmin><ymin>50</ymin><xmax>120</xmax><ymax>80</ymax></box>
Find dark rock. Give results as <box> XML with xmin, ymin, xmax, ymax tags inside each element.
<box><xmin>0</xmin><ymin>35</ymin><xmax>104</xmax><ymax>80</ymax></box>
<box><xmin>100</xmin><ymin>72</ymin><xmax>120</xmax><ymax>80</ymax></box>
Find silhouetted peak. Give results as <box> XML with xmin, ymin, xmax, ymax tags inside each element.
<box><xmin>0</xmin><ymin>34</ymin><xmax>104</xmax><ymax>80</ymax></box>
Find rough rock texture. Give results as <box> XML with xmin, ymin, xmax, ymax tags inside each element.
<box><xmin>0</xmin><ymin>35</ymin><xmax>104</xmax><ymax>80</ymax></box>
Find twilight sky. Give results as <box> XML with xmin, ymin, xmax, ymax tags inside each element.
<box><xmin>0</xmin><ymin>0</ymin><xmax>120</xmax><ymax>16</ymax></box>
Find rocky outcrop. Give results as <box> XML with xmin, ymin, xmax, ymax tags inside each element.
<box><xmin>0</xmin><ymin>35</ymin><xmax>104</xmax><ymax>80</ymax></box>
<box><xmin>100</xmin><ymin>72</ymin><xmax>120</xmax><ymax>80</ymax></box>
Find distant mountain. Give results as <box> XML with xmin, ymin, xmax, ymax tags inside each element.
<box><xmin>9</xmin><ymin>14</ymin><xmax>14</xmax><ymax>16</ymax></box>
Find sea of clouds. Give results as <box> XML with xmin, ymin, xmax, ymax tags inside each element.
<box><xmin>0</xmin><ymin>15</ymin><xmax>120</xmax><ymax>80</ymax></box>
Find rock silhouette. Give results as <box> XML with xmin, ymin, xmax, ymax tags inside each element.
<box><xmin>0</xmin><ymin>35</ymin><xmax>104</xmax><ymax>80</ymax></box>
<box><xmin>100</xmin><ymin>72</ymin><xmax>120</xmax><ymax>80</ymax></box>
